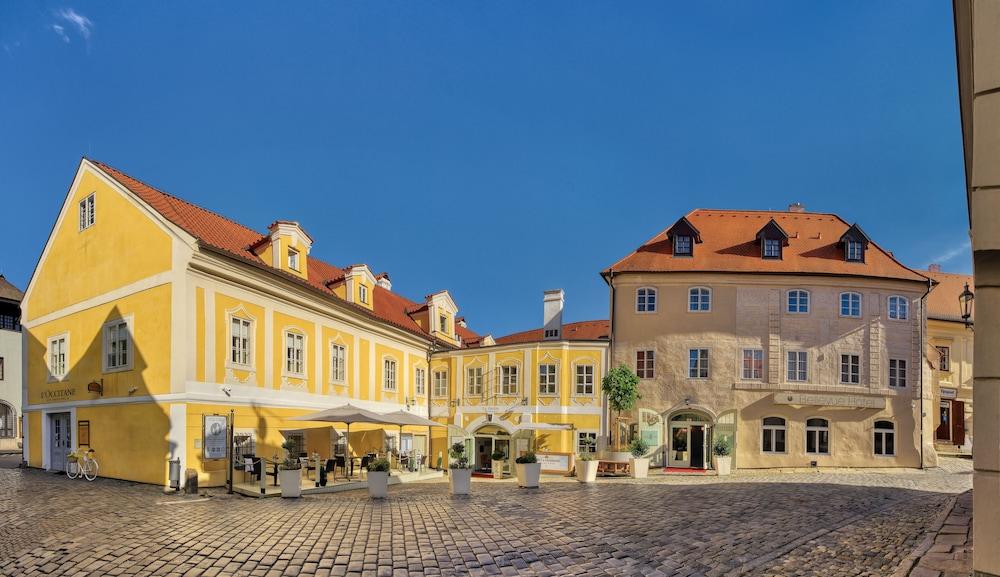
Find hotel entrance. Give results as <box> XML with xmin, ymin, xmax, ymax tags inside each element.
<box><xmin>472</xmin><ymin>425</ymin><xmax>510</xmax><ymax>476</ymax></box>
<box><xmin>667</xmin><ymin>411</ymin><xmax>712</xmax><ymax>469</ymax></box>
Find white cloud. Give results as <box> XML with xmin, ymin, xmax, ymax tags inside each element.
<box><xmin>52</xmin><ymin>23</ymin><xmax>70</xmax><ymax>43</ymax></box>
<box><xmin>51</xmin><ymin>8</ymin><xmax>93</xmax><ymax>44</ymax></box>
<box><xmin>926</xmin><ymin>239</ymin><xmax>972</xmax><ymax>267</ymax></box>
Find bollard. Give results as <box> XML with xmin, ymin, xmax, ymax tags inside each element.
<box><xmin>184</xmin><ymin>468</ymin><xmax>199</xmax><ymax>494</ymax></box>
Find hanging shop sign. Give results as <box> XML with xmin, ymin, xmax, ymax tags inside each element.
<box><xmin>773</xmin><ymin>393</ymin><xmax>886</xmax><ymax>409</ymax></box>
<box><xmin>203</xmin><ymin>414</ymin><xmax>229</xmax><ymax>460</ymax></box>
<box><xmin>940</xmin><ymin>388</ymin><xmax>958</xmax><ymax>400</ymax></box>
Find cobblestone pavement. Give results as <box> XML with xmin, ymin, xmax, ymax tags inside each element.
<box><xmin>904</xmin><ymin>490</ymin><xmax>972</xmax><ymax>577</ymax></box>
<box><xmin>0</xmin><ymin>459</ymin><xmax>972</xmax><ymax>577</ymax></box>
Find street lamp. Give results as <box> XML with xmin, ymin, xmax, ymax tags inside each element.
<box><xmin>960</xmin><ymin>282</ymin><xmax>975</xmax><ymax>328</ymax></box>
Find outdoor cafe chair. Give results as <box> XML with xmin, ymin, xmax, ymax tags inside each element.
<box><xmin>359</xmin><ymin>455</ymin><xmax>370</xmax><ymax>479</ymax></box>
<box><xmin>298</xmin><ymin>457</ymin><xmax>316</xmax><ymax>480</ymax></box>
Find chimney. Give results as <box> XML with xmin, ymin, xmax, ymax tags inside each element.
<box><xmin>543</xmin><ymin>289</ymin><xmax>564</xmax><ymax>340</ymax></box>
<box><xmin>928</xmin><ymin>263</ymin><xmax>942</xmax><ymax>273</ymax></box>
<box><xmin>375</xmin><ymin>273</ymin><xmax>392</xmax><ymax>291</ymax></box>
<box><xmin>788</xmin><ymin>202</ymin><xmax>806</xmax><ymax>213</ymax></box>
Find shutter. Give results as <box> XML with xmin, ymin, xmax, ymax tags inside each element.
<box><xmin>952</xmin><ymin>401</ymin><xmax>966</xmax><ymax>446</ymax></box>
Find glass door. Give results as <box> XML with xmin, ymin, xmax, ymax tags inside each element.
<box><xmin>669</xmin><ymin>425</ymin><xmax>690</xmax><ymax>467</ymax></box>
<box><xmin>493</xmin><ymin>438</ymin><xmax>510</xmax><ymax>475</ymax></box>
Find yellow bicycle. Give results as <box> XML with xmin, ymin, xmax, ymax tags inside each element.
<box><xmin>67</xmin><ymin>448</ymin><xmax>99</xmax><ymax>481</ymax></box>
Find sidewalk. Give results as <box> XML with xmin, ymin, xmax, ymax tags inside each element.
<box><xmin>901</xmin><ymin>490</ymin><xmax>973</xmax><ymax>577</ymax></box>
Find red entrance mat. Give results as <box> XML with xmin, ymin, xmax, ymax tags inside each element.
<box><xmin>662</xmin><ymin>467</ymin><xmax>709</xmax><ymax>474</ymax></box>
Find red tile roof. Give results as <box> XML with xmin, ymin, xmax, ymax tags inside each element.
<box><xmin>89</xmin><ymin>159</ymin><xmax>481</xmax><ymax>345</ymax></box>
<box><xmin>604</xmin><ymin>209</ymin><xmax>928</xmax><ymax>283</ymax></box>
<box><xmin>0</xmin><ymin>274</ymin><xmax>23</xmax><ymax>303</ymax></box>
<box><xmin>493</xmin><ymin>320</ymin><xmax>610</xmax><ymax>346</ymax></box>
<box><xmin>923</xmin><ymin>269</ymin><xmax>975</xmax><ymax>323</ymax></box>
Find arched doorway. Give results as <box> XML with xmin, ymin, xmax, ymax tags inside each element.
<box><xmin>666</xmin><ymin>410</ymin><xmax>714</xmax><ymax>469</ymax></box>
<box><xmin>471</xmin><ymin>424</ymin><xmax>511</xmax><ymax>475</ymax></box>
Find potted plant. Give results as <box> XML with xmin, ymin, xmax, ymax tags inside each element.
<box><xmin>66</xmin><ymin>449</ymin><xmax>80</xmax><ymax>476</ymax></box>
<box><xmin>576</xmin><ymin>452</ymin><xmax>598</xmax><ymax>483</ymax></box>
<box><xmin>628</xmin><ymin>437</ymin><xmax>650</xmax><ymax>479</ymax></box>
<box><xmin>713</xmin><ymin>437</ymin><xmax>732</xmax><ymax>476</ymax></box>
<box><xmin>602</xmin><ymin>365</ymin><xmax>641</xmax><ymax>461</ymax></box>
<box><xmin>448</xmin><ymin>442</ymin><xmax>472</xmax><ymax>495</ymax></box>
<box><xmin>367</xmin><ymin>457</ymin><xmax>391</xmax><ymax>498</ymax></box>
<box><xmin>278</xmin><ymin>441</ymin><xmax>303</xmax><ymax>498</ymax></box>
<box><xmin>515</xmin><ymin>452</ymin><xmax>541</xmax><ymax>488</ymax></box>
<box><xmin>490</xmin><ymin>449</ymin><xmax>506</xmax><ymax>479</ymax></box>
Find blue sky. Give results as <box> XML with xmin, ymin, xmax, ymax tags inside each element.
<box><xmin>0</xmin><ymin>2</ymin><xmax>968</xmax><ymax>337</ymax></box>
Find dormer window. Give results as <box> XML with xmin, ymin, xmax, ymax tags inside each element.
<box><xmin>839</xmin><ymin>223</ymin><xmax>870</xmax><ymax>263</ymax></box>
<box><xmin>439</xmin><ymin>315</ymin><xmax>448</xmax><ymax>333</ymax></box>
<box><xmin>756</xmin><ymin>219</ymin><xmax>789</xmax><ymax>260</ymax></box>
<box><xmin>674</xmin><ymin>235</ymin><xmax>692</xmax><ymax>256</ymax></box>
<box><xmin>287</xmin><ymin>248</ymin><xmax>300</xmax><ymax>271</ymax></box>
<box><xmin>763</xmin><ymin>238</ymin><xmax>781</xmax><ymax>259</ymax></box>
<box><xmin>359</xmin><ymin>284</ymin><xmax>369</xmax><ymax>304</ymax></box>
<box><xmin>846</xmin><ymin>240</ymin><xmax>863</xmax><ymax>262</ymax></box>
<box><xmin>665</xmin><ymin>216</ymin><xmax>701</xmax><ymax>257</ymax></box>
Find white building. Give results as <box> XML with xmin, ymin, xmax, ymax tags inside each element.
<box><xmin>0</xmin><ymin>275</ymin><xmax>23</xmax><ymax>452</ymax></box>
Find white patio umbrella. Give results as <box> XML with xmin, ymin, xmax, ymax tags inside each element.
<box><xmin>289</xmin><ymin>404</ymin><xmax>397</xmax><ymax>461</ymax></box>
<box><xmin>380</xmin><ymin>410</ymin><xmax>446</xmax><ymax>470</ymax></box>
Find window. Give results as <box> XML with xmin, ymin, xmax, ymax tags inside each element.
<box><xmin>575</xmin><ymin>365</ymin><xmax>594</xmax><ymax>395</ymax></box>
<box><xmin>433</xmin><ymin>371</ymin><xmax>449</xmax><ymax>397</ymax></box>
<box><xmin>78</xmin><ymin>193</ymin><xmax>95</xmax><ymax>231</ymax></box>
<box><xmin>0</xmin><ymin>357</ymin><xmax>4</xmax><ymax>381</ymax></box>
<box><xmin>742</xmin><ymin>349</ymin><xmax>763</xmax><ymax>380</ymax></box>
<box><xmin>840</xmin><ymin>292</ymin><xmax>862</xmax><ymax>317</ymax></box>
<box><xmin>383</xmin><ymin>358</ymin><xmax>397</xmax><ymax>391</ymax></box>
<box><xmin>636</xmin><ymin>288</ymin><xmax>657</xmax><ymax>313</ymax></box>
<box><xmin>846</xmin><ymin>239</ymin><xmax>863</xmax><ymax>262</ymax></box>
<box><xmin>538</xmin><ymin>364</ymin><xmax>557</xmax><ymax>395</ymax></box>
<box><xmin>688</xmin><ymin>349</ymin><xmax>709</xmax><ymax>379</ymax></box>
<box><xmin>787</xmin><ymin>351</ymin><xmax>807</xmax><ymax>382</ymax></box>
<box><xmin>415</xmin><ymin>367</ymin><xmax>426</xmax><ymax>395</ymax></box>
<box><xmin>787</xmin><ymin>290</ymin><xmax>809</xmax><ymax>313</ymax></box>
<box><xmin>889</xmin><ymin>359</ymin><xmax>907</xmax><ymax>388</ymax></box>
<box><xmin>763</xmin><ymin>238</ymin><xmax>781</xmax><ymax>259</ymax></box>
<box><xmin>806</xmin><ymin>418</ymin><xmax>830</xmax><ymax>455</ymax></box>
<box><xmin>0</xmin><ymin>314</ymin><xmax>17</xmax><ymax>331</ymax></box>
<box><xmin>874</xmin><ymin>420</ymin><xmax>895</xmax><ymax>456</ymax></box>
<box><xmin>636</xmin><ymin>350</ymin><xmax>654</xmax><ymax>379</ymax></box>
<box><xmin>439</xmin><ymin>315</ymin><xmax>448</xmax><ymax>333</ymax></box>
<box><xmin>330</xmin><ymin>343</ymin><xmax>346</xmax><ymax>383</ymax></box>
<box><xmin>688</xmin><ymin>287</ymin><xmax>711</xmax><ymax>312</ymax></box>
<box><xmin>230</xmin><ymin>317</ymin><xmax>252</xmax><ymax>367</ymax></box>
<box><xmin>287</xmin><ymin>248</ymin><xmax>300</xmax><ymax>271</ymax></box>
<box><xmin>104</xmin><ymin>320</ymin><xmax>131</xmax><ymax>371</ymax></box>
<box><xmin>840</xmin><ymin>354</ymin><xmax>860</xmax><ymax>385</ymax></box>
<box><xmin>888</xmin><ymin>296</ymin><xmax>908</xmax><ymax>320</ymax></box>
<box><xmin>936</xmin><ymin>346</ymin><xmax>951</xmax><ymax>372</ymax></box>
<box><xmin>49</xmin><ymin>335</ymin><xmax>68</xmax><ymax>379</ymax></box>
<box><xmin>544</xmin><ymin>329</ymin><xmax>559</xmax><ymax>338</ymax></box>
<box><xmin>762</xmin><ymin>417</ymin><xmax>787</xmax><ymax>453</ymax></box>
<box><xmin>359</xmin><ymin>284</ymin><xmax>369</xmax><ymax>304</ymax></box>
<box><xmin>466</xmin><ymin>367</ymin><xmax>484</xmax><ymax>396</ymax></box>
<box><xmin>0</xmin><ymin>403</ymin><xmax>13</xmax><ymax>438</ymax></box>
<box><xmin>500</xmin><ymin>365</ymin><xmax>519</xmax><ymax>395</ymax></box>
<box><xmin>285</xmin><ymin>332</ymin><xmax>305</xmax><ymax>375</ymax></box>
<box><xmin>674</xmin><ymin>235</ymin><xmax>692</xmax><ymax>256</ymax></box>
<box><xmin>577</xmin><ymin>432</ymin><xmax>597</xmax><ymax>454</ymax></box>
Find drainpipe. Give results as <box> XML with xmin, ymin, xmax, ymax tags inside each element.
<box><xmin>918</xmin><ymin>278</ymin><xmax>934</xmax><ymax>470</ymax></box>
<box><xmin>606</xmin><ymin>269</ymin><xmax>616</xmax><ymax>447</ymax></box>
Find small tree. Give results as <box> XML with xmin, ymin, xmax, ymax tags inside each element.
<box><xmin>602</xmin><ymin>364</ymin><xmax>641</xmax><ymax>450</ymax></box>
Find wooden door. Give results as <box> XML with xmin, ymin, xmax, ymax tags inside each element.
<box><xmin>952</xmin><ymin>401</ymin><xmax>966</xmax><ymax>446</ymax></box>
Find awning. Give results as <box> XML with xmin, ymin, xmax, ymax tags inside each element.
<box><xmin>517</xmin><ymin>423</ymin><xmax>573</xmax><ymax>431</ymax></box>
<box><xmin>289</xmin><ymin>403</ymin><xmax>396</xmax><ymax>425</ymax></box>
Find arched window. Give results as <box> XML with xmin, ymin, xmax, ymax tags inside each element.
<box><xmin>0</xmin><ymin>403</ymin><xmax>15</xmax><ymax>438</ymax></box>
<box><xmin>762</xmin><ymin>417</ymin><xmax>786</xmax><ymax>453</ymax></box>
<box><xmin>787</xmin><ymin>290</ymin><xmax>809</xmax><ymax>313</ymax></box>
<box><xmin>688</xmin><ymin>287</ymin><xmax>711</xmax><ymax>312</ymax></box>
<box><xmin>840</xmin><ymin>292</ymin><xmax>862</xmax><ymax>317</ymax></box>
<box><xmin>888</xmin><ymin>296</ymin><xmax>909</xmax><ymax>320</ymax></box>
<box><xmin>806</xmin><ymin>418</ymin><xmax>829</xmax><ymax>455</ymax></box>
<box><xmin>874</xmin><ymin>420</ymin><xmax>895</xmax><ymax>456</ymax></box>
<box><xmin>636</xmin><ymin>287</ymin><xmax>657</xmax><ymax>313</ymax></box>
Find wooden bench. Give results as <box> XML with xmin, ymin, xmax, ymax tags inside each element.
<box><xmin>596</xmin><ymin>460</ymin><xmax>630</xmax><ymax>477</ymax></box>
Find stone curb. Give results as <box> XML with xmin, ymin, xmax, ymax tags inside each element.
<box><xmin>891</xmin><ymin>491</ymin><xmax>965</xmax><ymax>577</ymax></box>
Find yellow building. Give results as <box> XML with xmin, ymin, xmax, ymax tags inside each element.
<box><xmin>22</xmin><ymin>159</ymin><xmax>607</xmax><ymax>487</ymax></box>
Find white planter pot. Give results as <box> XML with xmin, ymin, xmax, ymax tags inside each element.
<box><xmin>516</xmin><ymin>462</ymin><xmax>541</xmax><ymax>488</ymax></box>
<box><xmin>449</xmin><ymin>468</ymin><xmax>472</xmax><ymax>495</ymax></box>
<box><xmin>367</xmin><ymin>470</ymin><xmax>389</xmax><ymax>499</ymax></box>
<box><xmin>491</xmin><ymin>460</ymin><xmax>504</xmax><ymax>479</ymax></box>
<box><xmin>630</xmin><ymin>457</ymin><xmax>650</xmax><ymax>479</ymax></box>
<box><xmin>576</xmin><ymin>460</ymin><xmax>599</xmax><ymax>483</ymax></box>
<box><xmin>715</xmin><ymin>455</ymin><xmax>732</xmax><ymax>476</ymax></box>
<box><xmin>279</xmin><ymin>469</ymin><xmax>302</xmax><ymax>498</ymax></box>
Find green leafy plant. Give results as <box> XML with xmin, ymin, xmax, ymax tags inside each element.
<box><xmin>602</xmin><ymin>364</ymin><xmax>641</xmax><ymax>450</ymax></box>
<box><xmin>279</xmin><ymin>440</ymin><xmax>302</xmax><ymax>470</ymax></box>
<box><xmin>577</xmin><ymin>452</ymin><xmax>594</xmax><ymax>462</ymax></box>
<box><xmin>490</xmin><ymin>449</ymin><xmax>506</xmax><ymax>461</ymax></box>
<box><xmin>515</xmin><ymin>452</ymin><xmax>537</xmax><ymax>464</ymax></box>
<box><xmin>628</xmin><ymin>437</ymin><xmax>649</xmax><ymax>458</ymax></box>
<box><xmin>367</xmin><ymin>458</ymin><xmax>391</xmax><ymax>472</ymax></box>
<box><xmin>449</xmin><ymin>442</ymin><xmax>471</xmax><ymax>469</ymax></box>
<box><xmin>713</xmin><ymin>437</ymin><xmax>731</xmax><ymax>457</ymax></box>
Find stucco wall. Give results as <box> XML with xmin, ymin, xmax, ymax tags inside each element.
<box><xmin>0</xmin><ymin>328</ymin><xmax>22</xmax><ymax>450</ymax></box>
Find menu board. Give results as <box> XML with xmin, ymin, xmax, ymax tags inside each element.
<box><xmin>536</xmin><ymin>452</ymin><xmax>571</xmax><ymax>473</ymax></box>
<box><xmin>203</xmin><ymin>415</ymin><xmax>229</xmax><ymax>460</ymax></box>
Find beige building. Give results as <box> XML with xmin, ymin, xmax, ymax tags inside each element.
<box><xmin>604</xmin><ymin>208</ymin><xmax>935</xmax><ymax>470</ymax></box>
<box><xmin>0</xmin><ymin>275</ymin><xmax>22</xmax><ymax>452</ymax></box>
<box><xmin>954</xmin><ymin>1</ymin><xmax>1000</xmax><ymax>574</ymax></box>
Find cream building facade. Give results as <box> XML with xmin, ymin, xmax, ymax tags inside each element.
<box><xmin>0</xmin><ymin>275</ymin><xmax>23</xmax><ymax>452</ymax></box>
<box><xmin>604</xmin><ymin>208</ymin><xmax>936</xmax><ymax>470</ymax></box>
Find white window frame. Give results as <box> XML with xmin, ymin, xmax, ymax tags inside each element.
<box><xmin>78</xmin><ymin>193</ymin><xmax>95</xmax><ymax>231</ymax></box>
<box><xmin>674</xmin><ymin>235</ymin><xmax>692</xmax><ymax>256</ymax></box>
<box><xmin>414</xmin><ymin>366</ymin><xmax>426</xmax><ymax>396</ymax></box>
<box><xmin>433</xmin><ymin>370</ymin><xmax>449</xmax><ymax>398</ymax></box>
<box><xmin>873</xmin><ymin>420</ymin><xmax>895</xmax><ymax>456</ymax></box>
<box><xmin>574</xmin><ymin>364</ymin><xmax>595</xmax><ymax>396</ymax></box>
<box><xmin>742</xmin><ymin>348</ymin><xmax>763</xmax><ymax>380</ymax></box>
<box><xmin>383</xmin><ymin>357</ymin><xmax>398</xmax><ymax>392</ymax></box>
<box><xmin>762</xmin><ymin>417</ymin><xmax>787</xmax><ymax>454</ymax></box>
<box><xmin>283</xmin><ymin>330</ymin><xmax>307</xmax><ymax>378</ymax></box>
<box><xmin>839</xmin><ymin>353</ymin><xmax>860</xmax><ymax>385</ymax></box>
<box><xmin>840</xmin><ymin>292</ymin><xmax>862</xmax><ymax>318</ymax></box>
<box><xmin>888</xmin><ymin>296</ymin><xmax>909</xmax><ymax>320</ymax></box>
<box><xmin>538</xmin><ymin>364</ymin><xmax>558</xmax><ymax>396</ymax></box>
<box><xmin>763</xmin><ymin>237</ymin><xmax>781</xmax><ymax>258</ymax></box>
<box><xmin>228</xmin><ymin>316</ymin><xmax>253</xmax><ymax>370</ymax></box>
<box><xmin>359</xmin><ymin>284</ymin><xmax>369</xmax><ymax>304</ymax></box>
<box><xmin>786</xmin><ymin>350</ymin><xmax>808</xmax><ymax>382</ymax></box>
<box><xmin>330</xmin><ymin>342</ymin><xmax>347</xmax><ymax>384</ymax></box>
<box><xmin>103</xmin><ymin>316</ymin><xmax>134</xmax><ymax>373</ymax></box>
<box><xmin>47</xmin><ymin>333</ymin><xmax>69</xmax><ymax>382</ymax></box>
<box><xmin>688</xmin><ymin>287</ymin><xmax>711</xmax><ymax>312</ymax></box>
<box><xmin>786</xmin><ymin>289</ymin><xmax>810</xmax><ymax>314</ymax></box>
<box><xmin>888</xmin><ymin>358</ymin><xmax>908</xmax><ymax>388</ymax></box>
<box><xmin>846</xmin><ymin>239</ymin><xmax>863</xmax><ymax>261</ymax></box>
<box><xmin>499</xmin><ymin>364</ymin><xmax>519</xmax><ymax>396</ymax></box>
<box><xmin>805</xmin><ymin>418</ymin><xmax>830</xmax><ymax>455</ymax></box>
<box><xmin>636</xmin><ymin>287</ymin><xmax>657</xmax><ymax>313</ymax></box>
<box><xmin>439</xmin><ymin>315</ymin><xmax>448</xmax><ymax>333</ymax></box>
<box><xmin>287</xmin><ymin>247</ymin><xmax>300</xmax><ymax>271</ymax></box>
<box><xmin>636</xmin><ymin>350</ymin><xmax>654</xmax><ymax>379</ymax></box>
<box><xmin>466</xmin><ymin>366</ymin><xmax>484</xmax><ymax>397</ymax></box>
<box><xmin>688</xmin><ymin>348</ymin><xmax>709</xmax><ymax>379</ymax></box>
<box><xmin>577</xmin><ymin>431</ymin><xmax>598</xmax><ymax>454</ymax></box>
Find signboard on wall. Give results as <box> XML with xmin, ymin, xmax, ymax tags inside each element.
<box><xmin>535</xmin><ymin>452</ymin><xmax>571</xmax><ymax>473</ymax></box>
<box><xmin>940</xmin><ymin>388</ymin><xmax>957</xmax><ymax>400</ymax></box>
<box><xmin>773</xmin><ymin>393</ymin><xmax>886</xmax><ymax>409</ymax></box>
<box><xmin>78</xmin><ymin>420</ymin><xmax>90</xmax><ymax>447</ymax></box>
<box><xmin>203</xmin><ymin>415</ymin><xmax>229</xmax><ymax>460</ymax></box>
